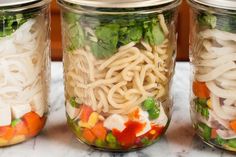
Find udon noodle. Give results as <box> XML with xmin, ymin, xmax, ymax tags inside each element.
<box><xmin>64</xmin><ymin>39</ymin><xmax>170</xmax><ymax>114</ymax></box>
<box><xmin>0</xmin><ymin>16</ymin><xmax>49</xmax><ymax>116</ymax></box>
<box><xmin>194</xmin><ymin>29</ymin><xmax>236</xmax><ymax>139</ymax></box>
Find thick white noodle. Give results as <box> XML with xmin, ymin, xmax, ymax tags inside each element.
<box><xmin>0</xmin><ymin>17</ymin><xmax>48</xmax><ymax>116</ymax></box>
<box><xmin>195</xmin><ymin>28</ymin><xmax>236</xmax><ymax>138</ymax></box>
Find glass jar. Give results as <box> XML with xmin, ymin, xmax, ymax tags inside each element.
<box><xmin>188</xmin><ymin>0</ymin><xmax>236</xmax><ymax>152</ymax></box>
<box><xmin>58</xmin><ymin>0</ymin><xmax>181</xmax><ymax>151</ymax></box>
<box><xmin>0</xmin><ymin>0</ymin><xmax>51</xmax><ymax>146</ymax></box>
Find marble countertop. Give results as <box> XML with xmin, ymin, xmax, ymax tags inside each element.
<box><xmin>1</xmin><ymin>62</ymin><xmax>235</xmax><ymax>157</ymax></box>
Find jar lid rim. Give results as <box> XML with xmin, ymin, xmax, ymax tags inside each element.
<box><xmin>58</xmin><ymin>0</ymin><xmax>179</xmax><ymax>8</ymax></box>
<box><xmin>189</xmin><ymin>0</ymin><xmax>236</xmax><ymax>11</ymax></box>
<box><xmin>0</xmin><ymin>0</ymin><xmax>49</xmax><ymax>8</ymax></box>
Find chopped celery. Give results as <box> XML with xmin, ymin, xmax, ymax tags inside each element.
<box><xmin>215</xmin><ymin>135</ymin><xmax>227</xmax><ymax>145</ymax></box>
<box><xmin>11</xmin><ymin>119</ymin><xmax>21</xmax><ymax>127</ymax></box>
<box><xmin>194</xmin><ymin>98</ymin><xmax>209</xmax><ymax>119</ymax></box>
<box><xmin>227</xmin><ymin>139</ymin><xmax>236</xmax><ymax>148</ymax></box>
<box><xmin>197</xmin><ymin>123</ymin><xmax>211</xmax><ymax>141</ymax></box>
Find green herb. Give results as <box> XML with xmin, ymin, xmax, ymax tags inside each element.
<box><xmin>197</xmin><ymin>123</ymin><xmax>211</xmax><ymax>141</ymax></box>
<box><xmin>63</xmin><ymin>13</ymin><xmax>85</xmax><ymax>51</ymax></box>
<box><xmin>119</xmin><ymin>25</ymin><xmax>143</xmax><ymax>45</ymax></box>
<box><xmin>64</xmin><ymin>12</ymin><xmax>78</xmax><ymax>24</ymax></box>
<box><xmin>90</xmin><ymin>24</ymin><xmax>119</xmax><ymax>59</ymax></box>
<box><xmin>194</xmin><ymin>98</ymin><xmax>209</xmax><ymax>119</ymax></box>
<box><xmin>0</xmin><ymin>12</ymin><xmax>35</xmax><ymax>38</ymax></box>
<box><xmin>198</xmin><ymin>12</ymin><xmax>217</xmax><ymax>29</ymax></box>
<box><xmin>197</xmin><ymin>11</ymin><xmax>236</xmax><ymax>33</ymax></box>
<box><xmin>215</xmin><ymin>14</ymin><xmax>236</xmax><ymax>33</ymax></box>
<box><xmin>64</xmin><ymin>11</ymin><xmax>170</xmax><ymax>58</ymax></box>
<box><xmin>144</xmin><ymin>21</ymin><xmax>165</xmax><ymax>45</ymax></box>
<box><xmin>11</xmin><ymin>119</ymin><xmax>21</xmax><ymax>127</ymax></box>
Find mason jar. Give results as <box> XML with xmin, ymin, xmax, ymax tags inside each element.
<box><xmin>58</xmin><ymin>0</ymin><xmax>181</xmax><ymax>151</ymax></box>
<box><xmin>188</xmin><ymin>0</ymin><xmax>236</xmax><ymax>152</ymax></box>
<box><xmin>0</xmin><ymin>0</ymin><xmax>51</xmax><ymax>146</ymax></box>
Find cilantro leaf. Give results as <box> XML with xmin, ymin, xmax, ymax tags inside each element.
<box><xmin>119</xmin><ymin>25</ymin><xmax>143</xmax><ymax>45</ymax></box>
<box><xmin>63</xmin><ymin>13</ymin><xmax>85</xmax><ymax>51</ymax></box>
<box><xmin>90</xmin><ymin>24</ymin><xmax>119</xmax><ymax>59</ymax></box>
<box><xmin>198</xmin><ymin>12</ymin><xmax>217</xmax><ymax>29</ymax></box>
<box><xmin>144</xmin><ymin>20</ymin><xmax>165</xmax><ymax>46</ymax></box>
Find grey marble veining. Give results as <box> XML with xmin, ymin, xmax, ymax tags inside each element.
<box><xmin>0</xmin><ymin>62</ymin><xmax>235</xmax><ymax>157</ymax></box>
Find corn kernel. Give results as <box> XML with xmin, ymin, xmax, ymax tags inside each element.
<box><xmin>207</xmin><ymin>99</ymin><xmax>212</xmax><ymax>109</ymax></box>
<box><xmin>88</xmin><ymin>112</ymin><xmax>99</xmax><ymax>127</ymax></box>
<box><xmin>150</xmin><ymin>130</ymin><xmax>156</xmax><ymax>135</ymax></box>
<box><xmin>78</xmin><ymin>121</ymin><xmax>91</xmax><ymax>128</ymax></box>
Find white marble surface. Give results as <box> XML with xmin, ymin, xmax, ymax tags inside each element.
<box><xmin>0</xmin><ymin>62</ymin><xmax>235</xmax><ymax>157</ymax></box>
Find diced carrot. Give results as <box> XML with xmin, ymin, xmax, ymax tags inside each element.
<box><xmin>230</xmin><ymin>120</ymin><xmax>236</xmax><ymax>133</ymax></box>
<box><xmin>0</xmin><ymin>126</ymin><xmax>15</xmax><ymax>140</ymax></box>
<box><xmin>193</xmin><ymin>81</ymin><xmax>210</xmax><ymax>98</ymax></box>
<box><xmin>211</xmin><ymin>128</ymin><xmax>217</xmax><ymax>139</ymax></box>
<box><xmin>14</xmin><ymin>121</ymin><xmax>28</xmax><ymax>136</ymax></box>
<box><xmin>91</xmin><ymin>122</ymin><xmax>107</xmax><ymax>141</ymax></box>
<box><xmin>23</xmin><ymin>112</ymin><xmax>45</xmax><ymax>137</ymax></box>
<box><xmin>82</xmin><ymin>128</ymin><xmax>96</xmax><ymax>143</ymax></box>
<box><xmin>79</xmin><ymin>105</ymin><xmax>93</xmax><ymax>122</ymax></box>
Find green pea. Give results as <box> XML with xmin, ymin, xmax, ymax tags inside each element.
<box><xmin>142</xmin><ymin>97</ymin><xmax>155</xmax><ymax>111</ymax></box>
<box><xmin>95</xmin><ymin>139</ymin><xmax>105</xmax><ymax>147</ymax></box>
<box><xmin>108</xmin><ymin>143</ymin><xmax>119</xmax><ymax>149</ymax></box>
<box><xmin>148</xmin><ymin>106</ymin><xmax>160</xmax><ymax>120</ymax></box>
<box><xmin>106</xmin><ymin>132</ymin><xmax>117</xmax><ymax>144</ymax></box>
<box><xmin>141</xmin><ymin>137</ymin><xmax>152</xmax><ymax>146</ymax></box>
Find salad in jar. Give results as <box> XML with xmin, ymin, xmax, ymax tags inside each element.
<box><xmin>189</xmin><ymin>4</ymin><xmax>236</xmax><ymax>151</ymax></box>
<box><xmin>0</xmin><ymin>1</ymin><xmax>50</xmax><ymax>146</ymax></box>
<box><xmin>59</xmin><ymin>0</ymin><xmax>180</xmax><ymax>151</ymax></box>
